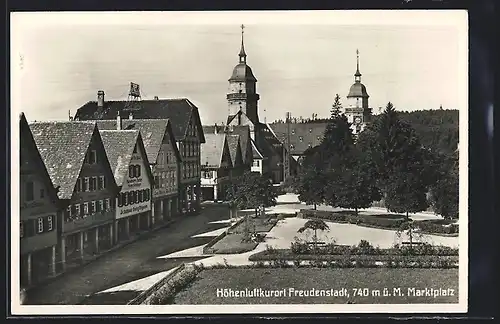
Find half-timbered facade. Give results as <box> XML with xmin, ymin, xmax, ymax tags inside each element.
<box><xmin>30</xmin><ymin>121</ymin><xmax>118</xmax><ymax>271</ymax></box>
<box><xmin>19</xmin><ymin>113</ymin><xmax>60</xmax><ymax>287</ymax></box>
<box><xmin>99</xmin><ymin>129</ymin><xmax>154</xmax><ymax>242</ymax></box>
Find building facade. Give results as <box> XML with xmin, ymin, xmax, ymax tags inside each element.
<box><xmin>200</xmin><ymin>133</ymin><xmax>233</xmax><ymax>202</ymax></box>
<box><xmin>30</xmin><ymin>121</ymin><xmax>118</xmax><ymax>271</ymax></box>
<box><xmin>74</xmin><ymin>93</ymin><xmax>205</xmax><ymax>215</ymax></box>
<box><xmin>19</xmin><ymin>113</ymin><xmax>59</xmax><ymax>287</ymax></box>
<box><xmin>96</xmin><ymin>118</ymin><xmax>181</xmax><ymax>226</ymax></box>
<box><xmin>99</xmin><ymin>129</ymin><xmax>154</xmax><ymax>242</ymax></box>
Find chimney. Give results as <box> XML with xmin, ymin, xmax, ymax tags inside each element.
<box><xmin>129</xmin><ymin>112</ymin><xmax>133</xmax><ymax>120</ymax></box>
<box><xmin>117</xmin><ymin>112</ymin><xmax>122</xmax><ymax>130</ymax></box>
<box><xmin>214</xmin><ymin>123</ymin><xmax>218</xmax><ymax>134</ymax></box>
<box><xmin>97</xmin><ymin>90</ymin><xmax>105</xmax><ymax>108</ymax></box>
<box><xmin>154</xmin><ymin>96</ymin><xmax>159</xmax><ymax>100</ymax></box>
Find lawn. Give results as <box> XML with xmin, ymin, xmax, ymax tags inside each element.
<box><xmin>210</xmin><ymin>216</ymin><xmax>279</xmax><ymax>254</ymax></box>
<box><xmin>171</xmin><ymin>268</ymin><xmax>459</xmax><ymax>304</ymax></box>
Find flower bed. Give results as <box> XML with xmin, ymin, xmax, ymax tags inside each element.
<box><xmin>248</xmin><ymin>240</ymin><xmax>458</xmax><ymax>269</ymax></box>
<box><xmin>298</xmin><ymin>210</ymin><xmax>459</xmax><ymax>235</ymax></box>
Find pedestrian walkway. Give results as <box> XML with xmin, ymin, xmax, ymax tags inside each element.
<box><xmin>23</xmin><ymin>205</ymin><xmax>230</xmax><ymax>305</ymax></box>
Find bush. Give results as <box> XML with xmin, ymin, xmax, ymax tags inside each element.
<box><xmin>415</xmin><ymin>220</ymin><xmax>459</xmax><ymax>235</ymax></box>
<box><xmin>147</xmin><ymin>266</ymin><xmax>200</xmax><ymax>304</ymax></box>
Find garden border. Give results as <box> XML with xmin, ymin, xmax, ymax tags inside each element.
<box><xmin>297</xmin><ymin>210</ymin><xmax>459</xmax><ymax>237</ymax></box>
<box><xmin>202</xmin><ymin>215</ymin><xmax>247</xmax><ymax>254</ymax></box>
<box><xmin>127</xmin><ymin>263</ymin><xmax>186</xmax><ymax>305</ymax></box>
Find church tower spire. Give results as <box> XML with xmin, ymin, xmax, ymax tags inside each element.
<box><xmin>355</xmin><ymin>49</ymin><xmax>362</xmax><ymax>82</ymax></box>
<box><xmin>239</xmin><ymin>24</ymin><xmax>247</xmax><ymax>63</ymax></box>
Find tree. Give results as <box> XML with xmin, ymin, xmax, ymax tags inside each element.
<box><xmin>321</xmin><ymin>97</ymin><xmax>354</xmax><ymax>161</ymax></box>
<box><xmin>297</xmin><ymin>219</ymin><xmax>330</xmax><ymax>251</ymax></box>
<box><xmin>396</xmin><ymin>220</ymin><xmax>425</xmax><ymax>250</ymax></box>
<box><xmin>429</xmin><ymin>154</ymin><xmax>459</xmax><ymax>219</ymax></box>
<box><xmin>226</xmin><ymin>171</ymin><xmax>277</xmax><ymax>218</ymax></box>
<box><xmin>296</xmin><ymin>146</ymin><xmax>326</xmax><ymax>209</ymax></box>
<box><xmin>367</xmin><ymin>102</ymin><xmax>429</xmax><ymax>218</ymax></box>
<box><xmin>332</xmin><ymin>148</ymin><xmax>382</xmax><ymax>215</ymax></box>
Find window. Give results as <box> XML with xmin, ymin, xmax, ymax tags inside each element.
<box><xmin>102</xmin><ymin>176</ymin><xmax>106</xmax><ymax>189</ymax></box>
<box><xmin>87</xmin><ymin>150</ymin><xmax>97</xmax><ymax>164</ymax></box>
<box><xmin>25</xmin><ymin>181</ymin><xmax>34</xmax><ymax>201</ymax></box>
<box><xmin>129</xmin><ymin>166</ymin><xmax>134</xmax><ymax>178</ymax></box>
<box><xmin>20</xmin><ymin>222</ymin><xmax>24</xmax><ymax>238</ymax></box>
<box><xmin>75</xmin><ymin>204</ymin><xmax>81</xmax><ymax>216</ymax></box>
<box><xmin>123</xmin><ymin>192</ymin><xmax>128</xmax><ymax>206</ymax></box>
<box><xmin>98</xmin><ymin>176</ymin><xmax>103</xmax><ymax>190</ymax></box>
<box><xmin>154</xmin><ymin>176</ymin><xmax>159</xmax><ymax>189</ymax></box>
<box><xmin>67</xmin><ymin>205</ymin><xmax>72</xmax><ymax>218</ymax></box>
<box><xmin>128</xmin><ymin>191</ymin><xmax>134</xmax><ymax>204</ymax></box>
<box><xmin>135</xmin><ymin>165</ymin><xmax>141</xmax><ymax>178</ymax></box>
<box><xmin>89</xmin><ymin>177</ymin><xmax>96</xmax><ymax>191</ymax></box>
<box><xmin>252</xmin><ymin>160</ymin><xmax>260</xmax><ymax>167</ymax></box>
<box><xmin>91</xmin><ymin>201</ymin><xmax>96</xmax><ymax>214</ymax></box>
<box><xmin>83</xmin><ymin>202</ymin><xmax>89</xmax><ymax>215</ymax></box>
<box><xmin>204</xmin><ymin>171</ymin><xmax>211</xmax><ymax>179</ymax></box>
<box><xmin>138</xmin><ymin>190</ymin><xmax>143</xmax><ymax>202</ymax></box>
<box><xmin>76</xmin><ymin>178</ymin><xmax>82</xmax><ymax>192</ymax></box>
<box><xmin>146</xmin><ymin>189</ymin><xmax>150</xmax><ymax>201</ymax></box>
<box><xmin>37</xmin><ymin>217</ymin><xmax>44</xmax><ymax>233</ymax></box>
<box><xmin>47</xmin><ymin>216</ymin><xmax>53</xmax><ymax>231</ymax></box>
<box><xmin>105</xmin><ymin>198</ymin><xmax>110</xmax><ymax>211</ymax></box>
<box><xmin>40</xmin><ymin>188</ymin><xmax>45</xmax><ymax>199</ymax></box>
<box><xmin>83</xmin><ymin>177</ymin><xmax>89</xmax><ymax>192</ymax></box>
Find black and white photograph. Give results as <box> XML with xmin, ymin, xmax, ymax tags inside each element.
<box><xmin>10</xmin><ymin>10</ymin><xmax>468</xmax><ymax>314</ymax></box>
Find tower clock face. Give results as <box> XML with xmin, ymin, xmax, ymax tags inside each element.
<box><xmin>354</xmin><ymin>116</ymin><xmax>362</xmax><ymax>124</ymax></box>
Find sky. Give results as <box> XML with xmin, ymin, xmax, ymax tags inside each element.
<box><xmin>11</xmin><ymin>10</ymin><xmax>468</xmax><ymax>125</ymax></box>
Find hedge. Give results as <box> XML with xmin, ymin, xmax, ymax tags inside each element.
<box><xmin>299</xmin><ymin>210</ymin><xmax>458</xmax><ymax>235</ymax></box>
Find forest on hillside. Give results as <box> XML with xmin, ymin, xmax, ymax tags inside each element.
<box><xmin>272</xmin><ymin>109</ymin><xmax>459</xmax><ymax>154</ymax></box>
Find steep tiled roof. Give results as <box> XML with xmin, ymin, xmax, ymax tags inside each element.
<box><xmin>74</xmin><ymin>98</ymin><xmax>205</xmax><ymax>143</ymax></box>
<box><xmin>99</xmin><ymin>130</ymin><xmax>139</xmax><ymax>187</ymax></box>
<box><xmin>20</xmin><ymin>113</ymin><xmax>59</xmax><ymax>203</ymax></box>
<box><xmin>269</xmin><ymin>122</ymin><xmax>328</xmax><ymax>155</ymax></box>
<box><xmin>226</xmin><ymin>134</ymin><xmax>241</xmax><ymax>166</ymax></box>
<box><xmin>227</xmin><ymin>125</ymin><xmax>251</xmax><ymax>164</ymax></box>
<box><xmin>95</xmin><ymin>119</ymin><xmax>181</xmax><ymax>165</ymax></box>
<box><xmin>251</xmin><ymin>139</ymin><xmax>264</xmax><ymax>159</ymax></box>
<box><xmin>201</xmin><ymin>133</ymin><xmax>226</xmax><ymax>168</ymax></box>
<box><xmin>29</xmin><ymin>121</ymin><xmax>98</xmax><ymax>199</ymax></box>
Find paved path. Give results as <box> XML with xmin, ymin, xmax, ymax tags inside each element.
<box><xmin>25</xmin><ymin>204</ymin><xmax>230</xmax><ymax>305</ymax></box>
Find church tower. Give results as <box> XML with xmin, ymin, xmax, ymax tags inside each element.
<box><xmin>226</xmin><ymin>24</ymin><xmax>260</xmax><ymax>125</ymax></box>
<box><xmin>345</xmin><ymin>49</ymin><xmax>372</xmax><ymax>134</ymax></box>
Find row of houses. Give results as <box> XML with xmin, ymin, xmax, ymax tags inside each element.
<box><xmin>19</xmin><ymin>102</ymin><xmax>260</xmax><ymax>289</ymax></box>
<box><xmin>19</xmin><ymin>106</ymin><xmax>210</xmax><ymax>288</ymax></box>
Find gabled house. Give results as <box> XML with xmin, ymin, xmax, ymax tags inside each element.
<box><xmin>74</xmin><ymin>95</ymin><xmax>205</xmax><ymax>214</ymax></box>
<box><xmin>30</xmin><ymin>121</ymin><xmax>118</xmax><ymax>271</ymax></box>
<box><xmin>99</xmin><ymin>129</ymin><xmax>154</xmax><ymax>242</ymax></box>
<box><xmin>19</xmin><ymin>113</ymin><xmax>60</xmax><ymax>287</ymax></box>
<box><xmin>95</xmin><ymin>117</ymin><xmax>182</xmax><ymax>225</ymax></box>
<box><xmin>200</xmin><ymin>133</ymin><xmax>232</xmax><ymax>202</ymax></box>
<box><xmin>226</xmin><ymin>134</ymin><xmax>245</xmax><ymax>179</ymax></box>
